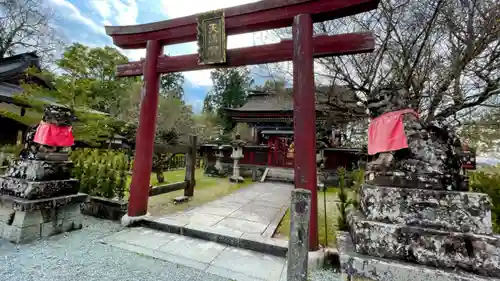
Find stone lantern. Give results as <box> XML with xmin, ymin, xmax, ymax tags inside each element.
<box><xmin>214</xmin><ymin>145</ymin><xmax>225</xmax><ymax>173</ymax></box>
<box><xmin>229</xmin><ymin>134</ymin><xmax>246</xmax><ymax>183</ymax></box>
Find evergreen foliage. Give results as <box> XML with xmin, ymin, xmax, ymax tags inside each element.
<box><xmin>70</xmin><ymin>148</ymin><xmax>129</xmax><ymax>200</ymax></box>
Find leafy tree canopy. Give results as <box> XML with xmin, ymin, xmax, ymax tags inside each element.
<box><xmin>0</xmin><ymin>0</ymin><xmax>63</xmax><ymax>65</ymax></box>
<box><xmin>203</xmin><ymin>68</ymin><xmax>253</xmax><ymax>132</ymax></box>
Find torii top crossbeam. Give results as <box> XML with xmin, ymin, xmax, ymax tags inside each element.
<box><xmin>105</xmin><ymin>0</ymin><xmax>379</xmax><ymax>49</ymax></box>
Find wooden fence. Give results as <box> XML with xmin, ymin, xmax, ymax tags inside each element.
<box><xmin>148</xmin><ymin>136</ymin><xmax>197</xmax><ymax>198</ymax></box>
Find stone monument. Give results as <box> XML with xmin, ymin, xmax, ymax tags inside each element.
<box><xmin>229</xmin><ymin>134</ymin><xmax>246</xmax><ymax>183</ymax></box>
<box><xmin>0</xmin><ymin>105</ymin><xmax>86</xmax><ymax>243</ymax></box>
<box><xmin>339</xmin><ymin>88</ymin><xmax>500</xmax><ymax>281</ymax></box>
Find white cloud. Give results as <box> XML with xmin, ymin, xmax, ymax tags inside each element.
<box><xmin>89</xmin><ymin>0</ymin><xmax>111</xmax><ymax>18</ymax></box>
<box><xmin>90</xmin><ymin>0</ymin><xmax>138</xmax><ymax>26</ymax></box>
<box><xmin>109</xmin><ymin>0</ymin><xmax>138</xmax><ymax>26</ymax></box>
<box><xmin>160</xmin><ymin>0</ymin><xmax>273</xmax><ymax>86</ymax></box>
<box><xmin>183</xmin><ymin>70</ymin><xmax>213</xmax><ymax>87</ymax></box>
<box><xmin>190</xmin><ymin>99</ymin><xmax>204</xmax><ymax>113</ymax></box>
<box><xmin>49</xmin><ymin>0</ymin><xmax>106</xmax><ymax>35</ymax></box>
<box><xmin>161</xmin><ymin>0</ymin><xmax>260</xmax><ymax>19</ymax></box>
<box><xmin>120</xmin><ymin>48</ymin><xmax>146</xmax><ymax>61</ymax></box>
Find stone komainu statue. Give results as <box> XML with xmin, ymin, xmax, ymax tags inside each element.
<box><xmin>365</xmin><ymin>87</ymin><xmax>467</xmax><ymax>191</ymax></box>
<box><xmin>20</xmin><ymin>105</ymin><xmax>76</xmax><ymax>159</ymax></box>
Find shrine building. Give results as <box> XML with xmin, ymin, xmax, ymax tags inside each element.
<box><xmin>225</xmin><ymin>85</ymin><xmax>366</xmax><ymax>146</ymax></box>
<box><xmin>0</xmin><ymin>52</ymin><xmax>52</xmax><ymax>145</ymax></box>
<box><xmin>202</xmin><ymin>85</ymin><xmax>368</xmax><ymax>171</ymax></box>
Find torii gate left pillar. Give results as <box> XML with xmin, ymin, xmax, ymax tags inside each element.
<box><xmin>127</xmin><ymin>40</ymin><xmax>162</xmax><ymax>217</ymax></box>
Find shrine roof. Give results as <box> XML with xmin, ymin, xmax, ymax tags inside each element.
<box><xmin>0</xmin><ymin>52</ymin><xmax>53</xmax><ymax>105</ymax></box>
<box><xmin>0</xmin><ymin>52</ymin><xmax>49</xmax><ymax>86</ymax></box>
<box><xmin>225</xmin><ymin>85</ymin><xmax>367</xmax><ymax>120</ymax></box>
<box><xmin>0</xmin><ymin>53</ymin><xmax>108</xmax><ymax>116</ymax></box>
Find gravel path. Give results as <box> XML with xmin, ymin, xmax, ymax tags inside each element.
<box><xmin>0</xmin><ymin>216</ymin><xmax>341</xmax><ymax>281</ymax></box>
<box><xmin>0</xmin><ymin>216</ymin><xmax>229</xmax><ymax>281</ymax></box>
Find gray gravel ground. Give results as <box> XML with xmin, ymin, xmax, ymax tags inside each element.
<box><xmin>0</xmin><ymin>216</ymin><xmax>342</xmax><ymax>281</ymax></box>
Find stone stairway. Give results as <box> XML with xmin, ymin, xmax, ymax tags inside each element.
<box><xmin>263</xmin><ymin>168</ymin><xmax>294</xmax><ymax>183</ymax></box>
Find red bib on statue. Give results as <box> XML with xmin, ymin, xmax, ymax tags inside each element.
<box><xmin>368</xmin><ymin>109</ymin><xmax>418</xmax><ymax>155</ymax></box>
<box><xmin>34</xmin><ymin>121</ymin><xmax>75</xmax><ymax>147</ymax></box>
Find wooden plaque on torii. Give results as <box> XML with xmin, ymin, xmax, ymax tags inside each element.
<box><xmin>196</xmin><ymin>10</ymin><xmax>227</xmax><ymax>65</ymax></box>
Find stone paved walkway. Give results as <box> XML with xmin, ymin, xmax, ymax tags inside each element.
<box><xmin>101</xmin><ymin>227</ymin><xmax>288</xmax><ymax>281</ymax></box>
<box><xmin>153</xmin><ymin>182</ymin><xmax>293</xmax><ymax>238</ymax></box>
<box><xmin>101</xmin><ymin>182</ymin><xmax>295</xmax><ymax>281</ymax></box>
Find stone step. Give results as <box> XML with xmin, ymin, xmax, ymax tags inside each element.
<box><xmin>348</xmin><ymin>210</ymin><xmax>500</xmax><ymax>278</ymax></box>
<box><xmin>100</xmin><ymin>226</ymin><xmax>288</xmax><ymax>281</ymax></box>
<box><xmin>360</xmin><ymin>184</ymin><xmax>493</xmax><ymax>234</ymax></box>
<box><xmin>140</xmin><ymin>217</ymin><xmax>289</xmax><ymax>257</ymax></box>
<box><xmin>266</xmin><ymin>168</ymin><xmax>294</xmax><ymax>183</ymax></box>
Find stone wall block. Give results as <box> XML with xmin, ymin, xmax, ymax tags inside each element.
<box><xmin>0</xmin><ymin>205</ymin><xmax>15</xmax><ymax>223</ymax></box>
<box><xmin>11</xmin><ymin>210</ymin><xmax>44</xmax><ymax>228</ymax></box>
<box><xmin>360</xmin><ymin>184</ymin><xmax>493</xmax><ymax>234</ymax></box>
<box><xmin>348</xmin><ymin>211</ymin><xmax>500</xmax><ymax>278</ymax></box>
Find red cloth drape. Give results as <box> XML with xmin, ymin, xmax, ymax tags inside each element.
<box><xmin>33</xmin><ymin>121</ymin><xmax>75</xmax><ymax>147</ymax></box>
<box><xmin>368</xmin><ymin>109</ymin><xmax>418</xmax><ymax>155</ymax></box>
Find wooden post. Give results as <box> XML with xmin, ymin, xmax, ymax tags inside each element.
<box><xmin>287</xmin><ymin>188</ymin><xmax>312</xmax><ymax>281</ymax></box>
<box><xmin>293</xmin><ymin>13</ymin><xmax>319</xmax><ymax>251</ymax></box>
<box><xmin>127</xmin><ymin>40</ymin><xmax>161</xmax><ymax>217</ymax></box>
<box><xmin>184</xmin><ymin>135</ymin><xmax>197</xmax><ymax>197</ymax></box>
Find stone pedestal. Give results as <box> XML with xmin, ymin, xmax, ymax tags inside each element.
<box><xmin>340</xmin><ymin>183</ymin><xmax>500</xmax><ymax>279</ymax></box>
<box><xmin>229</xmin><ymin>136</ymin><xmax>245</xmax><ymax>183</ymax></box>
<box><xmin>229</xmin><ymin>157</ymin><xmax>244</xmax><ymax>183</ymax></box>
<box><xmin>0</xmin><ymin>193</ymin><xmax>86</xmax><ymax>243</ymax></box>
<box><xmin>338</xmin><ymin>232</ymin><xmax>499</xmax><ymax>281</ymax></box>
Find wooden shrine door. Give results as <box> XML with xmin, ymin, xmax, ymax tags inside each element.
<box><xmin>267</xmin><ymin>136</ymin><xmax>291</xmax><ymax>167</ymax></box>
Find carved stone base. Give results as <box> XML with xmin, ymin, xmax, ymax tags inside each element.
<box><xmin>365</xmin><ymin>172</ymin><xmax>443</xmax><ymax>190</ymax></box>
<box><xmin>5</xmin><ymin>160</ymin><xmax>72</xmax><ymax>181</ymax></box>
<box><xmin>348</xmin><ymin>210</ymin><xmax>500</xmax><ymax>277</ymax></box>
<box><xmin>229</xmin><ymin>176</ymin><xmax>244</xmax><ymax>183</ymax></box>
<box><xmin>338</xmin><ymin>232</ymin><xmax>499</xmax><ymax>281</ymax></box>
<box><xmin>0</xmin><ymin>193</ymin><xmax>87</xmax><ymax>243</ymax></box>
<box><xmin>360</xmin><ymin>184</ymin><xmax>492</xmax><ymax>234</ymax></box>
<box><xmin>204</xmin><ymin>165</ymin><xmax>226</xmax><ymax>177</ymax></box>
<box><xmin>32</xmin><ymin>152</ymin><xmax>69</xmax><ymax>162</ymax></box>
<box><xmin>80</xmin><ymin>196</ymin><xmax>127</xmax><ymax>221</ymax></box>
<box><xmin>0</xmin><ymin>177</ymin><xmax>79</xmax><ymax>199</ymax></box>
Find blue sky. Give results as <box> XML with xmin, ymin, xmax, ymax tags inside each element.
<box><xmin>47</xmin><ymin>0</ymin><xmax>277</xmax><ymax>113</ymax></box>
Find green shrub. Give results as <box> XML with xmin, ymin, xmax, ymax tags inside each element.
<box><xmin>336</xmin><ymin>167</ymin><xmax>352</xmax><ymax>230</ymax></box>
<box><xmin>469</xmin><ymin>165</ymin><xmax>500</xmax><ymax>233</ymax></box>
<box><xmin>350</xmin><ymin>168</ymin><xmax>364</xmax><ymax>208</ymax></box>
<box><xmin>0</xmin><ymin>145</ymin><xmax>22</xmax><ymax>166</ymax></box>
<box><xmin>70</xmin><ymin>148</ymin><xmax>130</xmax><ymax>200</ymax></box>
<box><xmin>0</xmin><ymin>144</ymin><xmax>22</xmax><ymax>155</ymax></box>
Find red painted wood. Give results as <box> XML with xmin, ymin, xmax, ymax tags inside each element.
<box><xmin>293</xmin><ymin>14</ymin><xmax>319</xmax><ymax>251</ymax></box>
<box><xmin>127</xmin><ymin>40</ymin><xmax>162</xmax><ymax>217</ymax></box>
<box><xmin>106</xmin><ymin>0</ymin><xmax>379</xmax><ymax>49</ymax></box>
<box><xmin>116</xmin><ymin>32</ymin><xmax>374</xmax><ymax>76</ymax></box>
<box><xmin>267</xmin><ymin>138</ymin><xmax>273</xmax><ymax>166</ymax></box>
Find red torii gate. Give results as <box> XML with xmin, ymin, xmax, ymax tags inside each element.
<box><xmin>105</xmin><ymin>0</ymin><xmax>379</xmax><ymax>251</ymax></box>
